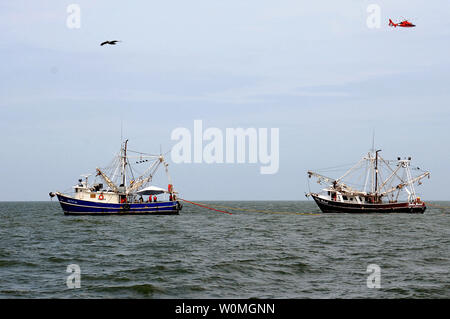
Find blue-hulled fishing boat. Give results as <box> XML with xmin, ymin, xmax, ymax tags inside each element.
<box><xmin>50</xmin><ymin>140</ymin><xmax>182</xmax><ymax>215</ymax></box>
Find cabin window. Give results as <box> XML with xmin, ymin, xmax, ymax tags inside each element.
<box><xmin>343</xmin><ymin>196</ymin><xmax>348</xmax><ymax>200</ymax></box>
<box><xmin>90</xmin><ymin>194</ymin><xmax>96</xmax><ymax>199</ymax></box>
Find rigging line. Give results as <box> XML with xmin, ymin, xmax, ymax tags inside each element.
<box><xmin>380</xmin><ymin>156</ymin><xmax>406</xmax><ymax>184</ymax></box>
<box><xmin>337</xmin><ymin>159</ymin><xmax>364</xmax><ymax>182</ymax></box>
<box><xmin>354</xmin><ymin>163</ymin><xmax>367</xmax><ymax>186</ymax></box>
<box><xmin>127</xmin><ymin>149</ymin><xmax>160</xmax><ymax>156</ymax></box>
<box><xmin>376</xmin><ymin>167</ymin><xmax>384</xmax><ymax>194</ymax></box>
<box><xmin>363</xmin><ymin>156</ymin><xmax>370</xmax><ymax>193</ymax></box>
<box><xmin>314</xmin><ymin>168</ymin><xmax>354</xmax><ymax>174</ymax></box>
<box><xmin>313</xmin><ymin>162</ymin><xmax>357</xmax><ymax>172</ymax></box>
<box><xmin>126</xmin><ymin>157</ymin><xmax>136</xmax><ymax>182</ymax></box>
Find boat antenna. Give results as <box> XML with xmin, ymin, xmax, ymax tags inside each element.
<box><xmin>371</xmin><ymin>129</ymin><xmax>375</xmax><ymax>153</ymax></box>
<box><xmin>121</xmin><ymin>120</ymin><xmax>123</xmax><ymax>144</ymax></box>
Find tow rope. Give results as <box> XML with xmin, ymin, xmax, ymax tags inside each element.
<box><xmin>179</xmin><ymin>199</ymin><xmax>232</xmax><ymax>215</ymax></box>
<box><xmin>427</xmin><ymin>203</ymin><xmax>450</xmax><ymax>210</ymax></box>
<box><xmin>179</xmin><ymin>199</ymin><xmax>319</xmax><ymax>216</ymax></box>
<box><xmin>209</xmin><ymin>203</ymin><xmax>320</xmax><ymax>216</ymax></box>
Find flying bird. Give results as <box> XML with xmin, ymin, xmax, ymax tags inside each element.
<box><xmin>100</xmin><ymin>40</ymin><xmax>121</xmax><ymax>46</ymax></box>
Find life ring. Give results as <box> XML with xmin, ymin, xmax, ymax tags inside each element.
<box><xmin>98</xmin><ymin>194</ymin><xmax>105</xmax><ymax>200</ymax></box>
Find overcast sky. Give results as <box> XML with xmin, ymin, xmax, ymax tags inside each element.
<box><xmin>1</xmin><ymin>1</ymin><xmax>449</xmax><ymax>200</ymax></box>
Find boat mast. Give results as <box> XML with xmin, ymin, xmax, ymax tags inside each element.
<box><xmin>369</xmin><ymin>132</ymin><xmax>376</xmax><ymax>195</ymax></box>
<box><xmin>405</xmin><ymin>157</ymin><xmax>416</xmax><ymax>202</ymax></box>
<box><xmin>363</xmin><ymin>153</ymin><xmax>371</xmax><ymax>193</ymax></box>
<box><xmin>121</xmin><ymin>139</ymin><xmax>128</xmax><ymax>193</ymax></box>
<box><xmin>374</xmin><ymin>149</ymin><xmax>381</xmax><ymax>198</ymax></box>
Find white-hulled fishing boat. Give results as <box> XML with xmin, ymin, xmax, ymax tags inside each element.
<box><xmin>306</xmin><ymin>149</ymin><xmax>430</xmax><ymax>214</ymax></box>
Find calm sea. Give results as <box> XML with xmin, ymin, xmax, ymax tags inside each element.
<box><xmin>0</xmin><ymin>201</ymin><xmax>449</xmax><ymax>298</ymax></box>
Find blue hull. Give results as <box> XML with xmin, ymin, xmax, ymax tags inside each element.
<box><xmin>56</xmin><ymin>193</ymin><xmax>182</xmax><ymax>215</ymax></box>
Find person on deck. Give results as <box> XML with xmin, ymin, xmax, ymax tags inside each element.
<box><xmin>153</xmin><ymin>196</ymin><xmax>157</xmax><ymax>202</ymax></box>
<box><xmin>148</xmin><ymin>196</ymin><xmax>152</xmax><ymax>203</ymax></box>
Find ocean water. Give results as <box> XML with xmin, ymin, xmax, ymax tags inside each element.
<box><xmin>0</xmin><ymin>201</ymin><xmax>449</xmax><ymax>299</ymax></box>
